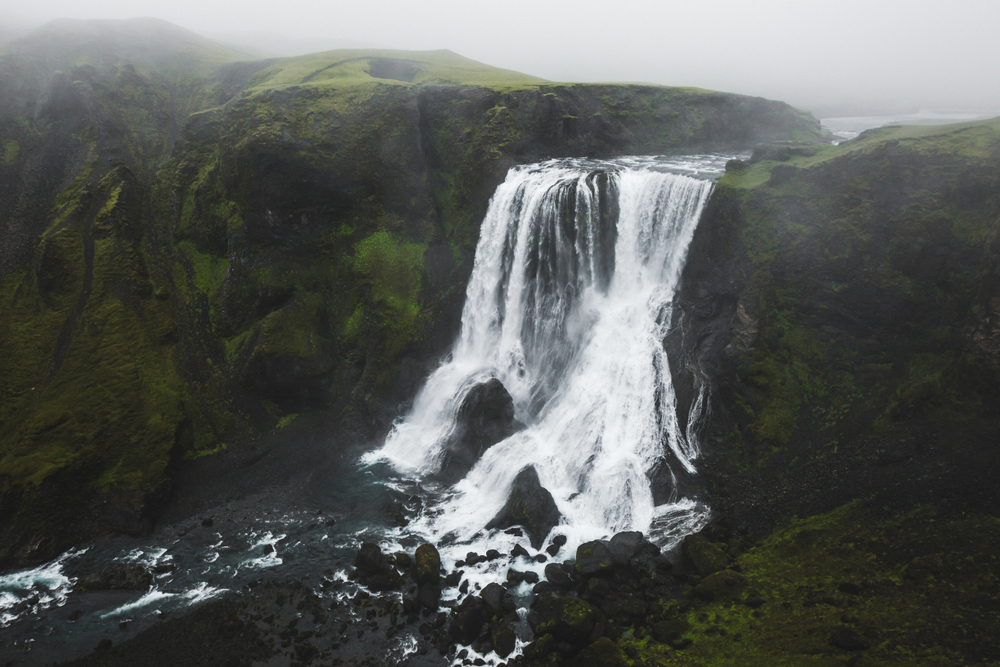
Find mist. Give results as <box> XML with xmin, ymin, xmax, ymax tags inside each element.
<box><xmin>4</xmin><ymin>0</ymin><xmax>1000</xmax><ymax>118</ymax></box>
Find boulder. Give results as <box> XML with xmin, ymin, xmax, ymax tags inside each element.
<box><xmin>607</xmin><ymin>531</ymin><xmax>645</xmax><ymax>567</ymax></box>
<box><xmin>682</xmin><ymin>534</ymin><xmax>732</xmax><ymax>576</ymax></box>
<box><xmin>480</xmin><ymin>582</ymin><xmax>508</xmax><ymax>614</ymax></box>
<box><xmin>575</xmin><ymin>540</ymin><xmax>614</xmax><ymax>576</ymax></box>
<box><xmin>531</xmin><ymin>594</ymin><xmax>600</xmax><ymax>645</ymax></box>
<box><xmin>693</xmin><ymin>569</ymin><xmax>748</xmax><ymax>602</ymax></box>
<box><xmin>413</xmin><ymin>543</ymin><xmax>441</xmax><ymax>585</ymax></box>
<box><xmin>418</xmin><ymin>582</ymin><xmax>441</xmax><ymax>610</ymax></box>
<box><xmin>491</xmin><ymin>622</ymin><xmax>517</xmax><ymax>658</ymax></box>
<box><xmin>449</xmin><ymin>595</ymin><xmax>487</xmax><ymax>645</ymax></box>
<box><xmin>439</xmin><ymin>378</ymin><xmax>525</xmax><ymax>482</ymax></box>
<box><xmin>544</xmin><ymin>562</ymin><xmax>573</xmax><ymax>586</ymax></box>
<box><xmin>485</xmin><ymin>467</ymin><xmax>561</xmax><ymax>549</ymax></box>
<box><xmin>354</xmin><ymin>542</ymin><xmax>387</xmax><ymax>575</ymax></box>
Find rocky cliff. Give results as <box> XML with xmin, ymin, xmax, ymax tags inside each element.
<box><xmin>0</xmin><ymin>20</ymin><xmax>823</xmax><ymax>567</ymax></box>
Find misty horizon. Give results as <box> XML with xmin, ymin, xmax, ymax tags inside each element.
<box><xmin>2</xmin><ymin>1</ymin><xmax>1000</xmax><ymax>120</ymax></box>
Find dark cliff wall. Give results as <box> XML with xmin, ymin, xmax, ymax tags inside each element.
<box><xmin>670</xmin><ymin>120</ymin><xmax>1000</xmax><ymax>536</ymax></box>
<box><xmin>0</xmin><ymin>26</ymin><xmax>823</xmax><ymax>567</ymax></box>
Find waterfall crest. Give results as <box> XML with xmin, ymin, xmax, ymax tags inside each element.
<box><xmin>365</xmin><ymin>156</ymin><xmax>718</xmax><ymax>548</ymax></box>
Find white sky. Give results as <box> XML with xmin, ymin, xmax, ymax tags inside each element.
<box><xmin>4</xmin><ymin>0</ymin><xmax>1000</xmax><ymax>116</ymax></box>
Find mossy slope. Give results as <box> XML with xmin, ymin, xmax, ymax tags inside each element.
<box><xmin>611</xmin><ymin>502</ymin><xmax>1000</xmax><ymax>666</ymax></box>
<box><xmin>0</xmin><ymin>19</ymin><xmax>824</xmax><ymax>568</ymax></box>
<box><xmin>673</xmin><ymin>117</ymin><xmax>1000</xmax><ymax>536</ymax></box>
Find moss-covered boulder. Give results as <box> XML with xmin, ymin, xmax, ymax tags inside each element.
<box><xmin>531</xmin><ymin>594</ymin><xmax>600</xmax><ymax>645</ymax></box>
<box><xmin>682</xmin><ymin>534</ymin><xmax>732</xmax><ymax>576</ymax></box>
<box><xmin>412</xmin><ymin>543</ymin><xmax>441</xmax><ymax>585</ymax></box>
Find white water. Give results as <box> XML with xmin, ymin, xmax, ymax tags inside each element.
<box><xmin>365</xmin><ymin>155</ymin><xmax>719</xmax><ymax>554</ymax></box>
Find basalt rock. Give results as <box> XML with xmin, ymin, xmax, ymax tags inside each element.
<box><xmin>413</xmin><ymin>543</ymin><xmax>441</xmax><ymax>585</ymax></box>
<box><xmin>574</xmin><ymin>540</ymin><xmax>614</xmax><ymax>576</ymax></box>
<box><xmin>438</xmin><ymin>378</ymin><xmax>525</xmax><ymax>483</ymax></box>
<box><xmin>486</xmin><ymin>466</ymin><xmax>561</xmax><ymax>549</ymax></box>
<box><xmin>449</xmin><ymin>595</ymin><xmax>487</xmax><ymax>645</ymax></box>
<box><xmin>530</xmin><ymin>593</ymin><xmax>601</xmax><ymax>645</ymax></box>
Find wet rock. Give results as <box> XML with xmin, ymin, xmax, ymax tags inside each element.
<box><xmin>439</xmin><ymin>378</ymin><xmax>525</xmax><ymax>482</ymax></box>
<box><xmin>413</xmin><ymin>543</ymin><xmax>441</xmax><ymax>585</ymax></box>
<box><xmin>449</xmin><ymin>595</ymin><xmax>487</xmax><ymax>645</ymax></box>
<box><xmin>682</xmin><ymin>534</ymin><xmax>732</xmax><ymax>576</ymax></box>
<box><xmin>511</xmin><ymin>543</ymin><xmax>530</xmax><ymax>559</ymax></box>
<box><xmin>544</xmin><ymin>562</ymin><xmax>572</xmax><ymax>586</ymax></box>
<box><xmin>491</xmin><ymin>621</ymin><xmax>517</xmax><ymax>657</ymax></box>
<box><xmin>575</xmin><ymin>636</ymin><xmax>628</xmax><ymax>666</ymax></box>
<box><xmin>607</xmin><ymin>531</ymin><xmax>645</xmax><ymax>566</ymax></box>
<box><xmin>575</xmin><ymin>540</ymin><xmax>614</xmax><ymax>576</ymax></box>
<box><xmin>480</xmin><ymin>583</ymin><xmax>508</xmax><ymax>614</ymax></box>
<box><xmin>394</xmin><ymin>552</ymin><xmax>411</xmax><ymax>570</ymax></box>
<box><xmin>486</xmin><ymin>466</ymin><xmax>561</xmax><ymax>549</ymax></box>
<box><xmin>829</xmin><ymin>625</ymin><xmax>871</xmax><ymax>651</ymax></box>
<box><xmin>418</xmin><ymin>582</ymin><xmax>441</xmax><ymax>610</ymax></box>
<box><xmin>531</xmin><ymin>594</ymin><xmax>600</xmax><ymax>644</ymax></box>
<box><xmin>355</xmin><ymin>542</ymin><xmax>388</xmax><ymax>575</ymax></box>
<box><xmin>524</xmin><ymin>633</ymin><xmax>556</xmax><ymax>660</ymax></box>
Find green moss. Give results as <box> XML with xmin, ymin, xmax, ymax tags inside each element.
<box><xmin>2</xmin><ymin>138</ymin><xmax>18</xmax><ymax>166</ymax></box>
<box><xmin>349</xmin><ymin>230</ymin><xmax>426</xmax><ymax>361</ymax></box>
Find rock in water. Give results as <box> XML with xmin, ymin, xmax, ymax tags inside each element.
<box><xmin>438</xmin><ymin>378</ymin><xmax>525</xmax><ymax>483</ymax></box>
<box><xmin>413</xmin><ymin>543</ymin><xmax>441</xmax><ymax>585</ymax></box>
<box><xmin>485</xmin><ymin>466</ymin><xmax>560</xmax><ymax>549</ymax></box>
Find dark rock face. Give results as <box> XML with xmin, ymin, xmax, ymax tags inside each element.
<box><xmin>485</xmin><ymin>466</ymin><xmax>561</xmax><ymax>549</ymax></box>
<box><xmin>670</xmin><ymin>127</ymin><xmax>1000</xmax><ymax>542</ymax></box>
<box><xmin>438</xmin><ymin>378</ymin><xmax>525</xmax><ymax>483</ymax></box>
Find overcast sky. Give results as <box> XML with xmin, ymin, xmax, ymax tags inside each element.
<box><xmin>4</xmin><ymin>0</ymin><xmax>999</xmax><ymax>117</ymax></box>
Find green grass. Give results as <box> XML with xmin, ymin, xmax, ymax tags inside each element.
<box><xmin>246</xmin><ymin>48</ymin><xmax>548</xmax><ymax>93</ymax></box>
<box><xmin>721</xmin><ymin>115</ymin><xmax>1000</xmax><ymax>191</ymax></box>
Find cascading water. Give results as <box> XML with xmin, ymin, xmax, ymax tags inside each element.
<box><xmin>0</xmin><ymin>154</ymin><xmax>732</xmax><ymax>667</ymax></box>
<box><xmin>366</xmin><ymin>155</ymin><xmax>720</xmax><ymax>558</ymax></box>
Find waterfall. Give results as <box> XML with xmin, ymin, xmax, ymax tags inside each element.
<box><xmin>365</xmin><ymin>155</ymin><xmax>719</xmax><ymax>552</ymax></box>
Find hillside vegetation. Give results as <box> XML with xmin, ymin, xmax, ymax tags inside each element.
<box><xmin>0</xmin><ymin>19</ymin><xmax>823</xmax><ymax>567</ymax></box>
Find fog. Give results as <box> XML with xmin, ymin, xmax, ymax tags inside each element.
<box><xmin>3</xmin><ymin>0</ymin><xmax>1000</xmax><ymax>117</ymax></box>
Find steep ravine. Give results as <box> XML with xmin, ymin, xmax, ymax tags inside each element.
<box><xmin>0</xmin><ymin>20</ymin><xmax>823</xmax><ymax>571</ymax></box>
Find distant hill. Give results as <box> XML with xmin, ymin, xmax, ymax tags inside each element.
<box><xmin>246</xmin><ymin>48</ymin><xmax>548</xmax><ymax>92</ymax></box>
<box><xmin>7</xmin><ymin>17</ymin><xmax>260</xmax><ymax>79</ymax></box>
